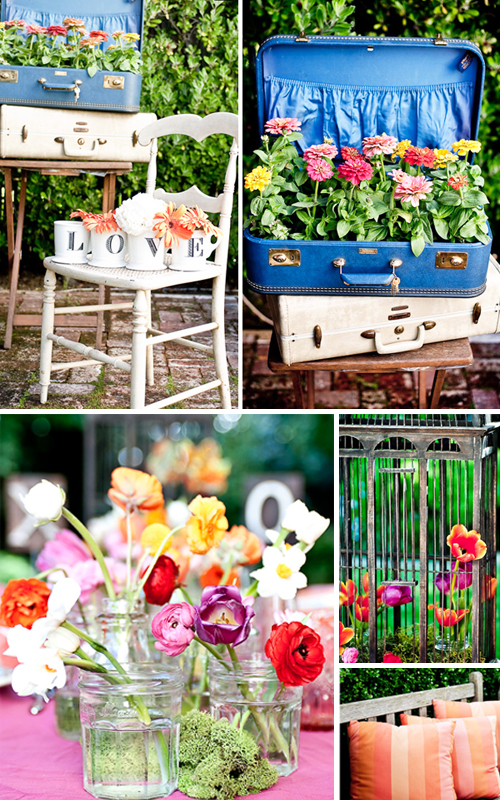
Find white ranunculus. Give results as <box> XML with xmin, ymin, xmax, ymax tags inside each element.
<box><xmin>115</xmin><ymin>193</ymin><xmax>166</xmax><ymax>236</ymax></box>
<box><xmin>281</xmin><ymin>499</ymin><xmax>330</xmax><ymax>545</ymax></box>
<box><xmin>250</xmin><ymin>544</ymin><xmax>307</xmax><ymax>601</ymax></box>
<box><xmin>23</xmin><ymin>480</ymin><xmax>65</xmax><ymax>525</ymax></box>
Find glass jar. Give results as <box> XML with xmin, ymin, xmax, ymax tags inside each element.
<box><xmin>299</xmin><ymin>609</ymin><xmax>334</xmax><ymax>730</ymax></box>
<box><xmin>79</xmin><ymin>664</ymin><xmax>183</xmax><ymax>800</ymax></box>
<box><xmin>178</xmin><ymin>638</ymin><xmax>211</xmax><ymax>714</ymax></box>
<box><xmin>209</xmin><ymin>656</ymin><xmax>302</xmax><ymax>777</ymax></box>
<box><xmin>96</xmin><ymin>598</ymin><xmax>152</xmax><ymax>665</ymax></box>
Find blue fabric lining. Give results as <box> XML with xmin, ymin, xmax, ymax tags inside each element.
<box><xmin>264</xmin><ymin>76</ymin><xmax>474</xmax><ymax>153</ymax></box>
<box><xmin>5</xmin><ymin>4</ymin><xmax>139</xmax><ymax>48</ymax></box>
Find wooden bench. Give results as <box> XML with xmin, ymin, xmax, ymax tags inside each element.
<box><xmin>339</xmin><ymin>671</ymin><xmax>500</xmax><ymax>800</ymax></box>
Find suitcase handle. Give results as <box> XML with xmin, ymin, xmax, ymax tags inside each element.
<box><xmin>333</xmin><ymin>258</ymin><xmax>403</xmax><ymax>289</ymax></box>
<box><xmin>374</xmin><ymin>324</ymin><xmax>426</xmax><ymax>354</ymax></box>
<box><xmin>38</xmin><ymin>78</ymin><xmax>82</xmax><ymax>101</ymax></box>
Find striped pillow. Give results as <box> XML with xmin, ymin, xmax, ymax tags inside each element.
<box><xmin>401</xmin><ymin>714</ymin><xmax>500</xmax><ymax>800</ymax></box>
<box><xmin>434</xmin><ymin>700</ymin><xmax>500</xmax><ymax>770</ymax></box>
<box><xmin>348</xmin><ymin>719</ymin><xmax>457</xmax><ymax>800</ymax></box>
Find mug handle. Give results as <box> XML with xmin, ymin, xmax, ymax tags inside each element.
<box><xmin>205</xmin><ymin>234</ymin><xmax>223</xmax><ymax>259</ymax></box>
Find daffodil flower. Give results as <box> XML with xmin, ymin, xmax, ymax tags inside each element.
<box><xmin>250</xmin><ymin>544</ymin><xmax>307</xmax><ymax>600</ymax></box>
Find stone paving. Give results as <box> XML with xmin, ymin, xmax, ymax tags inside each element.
<box><xmin>243</xmin><ymin>327</ymin><xmax>500</xmax><ymax>409</ymax></box>
<box><xmin>0</xmin><ymin>286</ymin><xmax>238</xmax><ymax>410</ymax></box>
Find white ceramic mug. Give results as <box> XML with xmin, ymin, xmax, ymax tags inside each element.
<box><xmin>53</xmin><ymin>220</ymin><xmax>89</xmax><ymax>264</ymax></box>
<box><xmin>169</xmin><ymin>231</ymin><xmax>221</xmax><ymax>271</ymax></box>
<box><xmin>125</xmin><ymin>230</ymin><xmax>166</xmax><ymax>271</ymax></box>
<box><xmin>88</xmin><ymin>229</ymin><xmax>127</xmax><ymax>268</ymax></box>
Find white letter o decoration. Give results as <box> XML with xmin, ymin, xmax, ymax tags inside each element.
<box><xmin>244</xmin><ymin>480</ymin><xmax>296</xmax><ymax>538</ymax></box>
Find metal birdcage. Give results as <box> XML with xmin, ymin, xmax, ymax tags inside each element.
<box><xmin>339</xmin><ymin>413</ymin><xmax>500</xmax><ymax>663</ymax></box>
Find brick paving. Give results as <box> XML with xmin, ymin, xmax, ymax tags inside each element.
<box><xmin>243</xmin><ymin>328</ymin><xmax>500</xmax><ymax>409</ymax></box>
<box><xmin>0</xmin><ymin>286</ymin><xmax>238</xmax><ymax>409</ymax></box>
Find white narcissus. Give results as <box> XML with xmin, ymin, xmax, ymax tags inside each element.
<box><xmin>5</xmin><ymin>625</ymin><xmax>68</xmax><ymax>700</ymax></box>
<box><xmin>32</xmin><ymin>576</ymin><xmax>81</xmax><ymax>642</ymax></box>
<box><xmin>281</xmin><ymin>500</ymin><xmax>330</xmax><ymax>545</ymax></box>
<box><xmin>250</xmin><ymin>544</ymin><xmax>307</xmax><ymax>600</ymax></box>
<box><xmin>23</xmin><ymin>480</ymin><xmax>66</xmax><ymax>526</ymax></box>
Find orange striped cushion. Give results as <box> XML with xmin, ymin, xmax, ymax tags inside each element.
<box><xmin>401</xmin><ymin>714</ymin><xmax>500</xmax><ymax>799</ymax></box>
<box><xmin>348</xmin><ymin>719</ymin><xmax>457</xmax><ymax>800</ymax></box>
<box><xmin>434</xmin><ymin>700</ymin><xmax>500</xmax><ymax>771</ymax></box>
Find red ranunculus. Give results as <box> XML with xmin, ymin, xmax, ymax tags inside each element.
<box><xmin>383</xmin><ymin>652</ymin><xmax>402</xmax><ymax>663</ymax></box>
<box><xmin>141</xmin><ymin>555</ymin><xmax>179</xmax><ymax>606</ymax></box>
<box><xmin>265</xmin><ymin>621</ymin><xmax>325</xmax><ymax>687</ymax></box>
<box><xmin>0</xmin><ymin>578</ymin><xmax>51</xmax><ymax>628</ymax></box>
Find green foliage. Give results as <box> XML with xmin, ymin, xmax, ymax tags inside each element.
<box><xmin>0</xmin><ymin>0</ymin><xmax>238</xmax><ymax>284</ymax></box>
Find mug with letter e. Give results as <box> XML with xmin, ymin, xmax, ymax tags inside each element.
<box><xmin>169</xmin><ymin>231</ymin><xmax>221</xmax><ymax>271</ymax></box>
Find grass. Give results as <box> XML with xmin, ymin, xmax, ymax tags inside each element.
<box><xmin>84</xmin><ymin>366</ymin><xmax>106</xmax><ymax>409</ymax></box>
<box><xmin>18</xmin><ymin>372</ymin><xmax>38</xmax><ymax>408</ymax></box>
<box><xmin>164</xmin><ymin>374</ymin><xmax>185</xmax><ymax>409</ymax></box>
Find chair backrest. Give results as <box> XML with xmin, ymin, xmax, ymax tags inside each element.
<box><xmin>138</xmin><ymin>113</ymin><xmax>238</xmax><ymax>273</ymax></box>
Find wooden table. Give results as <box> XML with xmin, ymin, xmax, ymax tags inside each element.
<box><xmin>0</xmin><ymin>159</ymin><xmax>132</xmax><ymax>349</ymax></box>
<box><xmin>267</xmin><ymin>332</ymin><xmax>474</xmax><ymax>409</ymax></box>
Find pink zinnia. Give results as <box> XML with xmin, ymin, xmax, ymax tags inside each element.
<box><xmin>264</xmin><ymin>118</ymin><xmax>302</xmax><ymax>136</ymax></box>
<box><xmin>341</xmin><ymin>146</ymin><xmax>363</xmax><ymax>161</ymax></box>
<box><xmin>403</xmin><ymin>146</ymin><xmax>435</xmax><ymax>168</ymax></box>
<box><xmin>362</xmin><ymin>133</ymin><xmax>398</xmax><ymax>158</ymax></box>
<box><xmin>306</xmin><ymin>158</ymin><xmax>334</xmax><ymax>182</ymax></box>
<box><xmin>337</xmin><ymin>158</ymin><xmax>373</xmax><ymax>186</ymax></box>
<box><xmin>47</xmin><ymin>25</ymin><xmax>68</xmax><ymax>36</ymax></box>
<box><xmin>388</xmin><ymin>169</ymin><xmax>407</xmax><ymax>184</ymax></box>
<box><xmin>303</xmin><ymin>143</ymin><xmax>338</xmax><ymax>163</ymax></box>
<box><xmin>447</xmin><ymin>174</ymin><xmax>469</xmax><ymax>191</ymax></box>
<box><xmin>394</xmin><ymin>175</ymin><xmax>433</xmax><ymax>207</ymax></box>
<box><xmin>26</xmin><ymin>24</ymin><xmax>47</xmax><ymax>35</ymax></box>
<box><xmin>5</xmin><ymin>19</ymin><xmax>25</xmax><ymax>28</ymax></box>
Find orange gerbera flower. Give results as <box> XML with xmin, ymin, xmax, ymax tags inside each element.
<box><xmin>152</xmin><ymin>203</ymin><xmax>193</xmax><ymax>247</ymax></box>
<box><xmin>428</xmin><ymin>604</ymin><xmax>469</xmax><ymax>627</ymax></box>
<box><xmin>108</xmin><ymin>468</ymin><xmax>164</xmax><ymax>513</ymax></box>
<box><xmin>339</xmin><ymin>579</ymin><xmax>357</xmax><ymax>606</ymax></box>
<box><xmin>70</xmin><ymin>209</ymin><xmax>119</xmax><ymax>233</ymax></box>
<box><xmin>481</xmin><ymin>575</ymin><xmax>498</xmax><ymax>601</ymax></box>
<box><xmin>184</xmin><ymin>495</ymin><xmax>228</xmax><ymax>555</ymax></box>
<box><xmin>447</xmin><ymin>524</ymin><xmax>487</xmax><ymax>563</ymax></box>
<box><xmin>182</xmin><ymin>206</ymin><xmax>223</xmax><ymax>239</ymax></box>
<box><xmin>225</xmin><ymin>525</ymin><xmax>262</xmax><ymax>566</ymax></box>
<box><xmin>339</xmin><ymin>621</ymin><xmax>354</xmax><ymax>655</ymax></box>
<box><xmin>0</xmin><ymin>578</ymin><xmax>50</xmax><ymax>629</ymax></box>
<box><xmin>200</xmin><ymin>563</ymin><xmax>240</xmax><ymax>588</ymax></box>
<box><xmin>141</xmin><ymin>523</ymin><xmax>172</xmax><ymax>556</ymax></box>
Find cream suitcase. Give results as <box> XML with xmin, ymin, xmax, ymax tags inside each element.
<box><xmin>267</xmin><ymin>256</ymin><xmax>500</xmax><ymax>365</ymax></box>
<box><xmin>0</xmin><ymin>105</ymin><xmax>156</xmax><ymax>162</ymax></box>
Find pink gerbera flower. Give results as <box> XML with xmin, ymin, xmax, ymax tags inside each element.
<box><xmin>403</xmin><ymin>146</ymin><xmax>435</xmax><ymax>168</ymax></box>
<box><xmin>388</xmin><ymin>169</ymin><xmax>407</xmax><ymax>184</ymax></box>
<box><xmin>264</xmin><ymin>118</ymin><xmax>302</xmax><ymax>136</ymax></box>
<box><xmin>362</xmin><ymin>133</ymin><xmax>398</xmax><ymax>157</ymax></box>
<box><xmin>447</xmin><ymin>174</ymin><xmax>469</xmax><ymax>191</ymax></box>
<box><xmin>303</xmin><ymin>143</ymin><xmax>338</xmax><ymax>163</ymax></box>
<box><xmin>337</xmin><ymin>158</ymin><xmax>373</xmax><ymax>186</ymax></box>
<box><xmin>306</xmin><ymin>158</ymin><xmax>334</xmax><ymax>182</ymax></box>
<box><xmin>394</xmin><ymin>175</ymin><xmax>433</xmax><ymax>207</ymax></box>
<box><xmin>341</xmin><ymin>146</ymin><xmax>363</xmax><ymax>161</ymax></box>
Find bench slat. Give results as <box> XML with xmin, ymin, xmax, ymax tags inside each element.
<box><xmin>340</xmin><ymin>681</ymin><xmax>476</xmax><ymax>723</ymax></box>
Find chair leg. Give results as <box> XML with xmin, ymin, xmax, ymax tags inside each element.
<box><xmin>146</xmin><ymin>289</ymin><xmax>154</xmax><ymax>387</ymax></box>
<box><xmin>130</xmin><ymin>290</ymin><xmax>148</xmax><ymax>409</ymax></box>
<box><xmin>212</xmin><ymin>275</ymin><xmax>231</xmax><ymax>409</ymax></box>
<box><xmin>39</xmin><ymin>269</ymin><xmax>56</xmax><ymax>404</ymax></box>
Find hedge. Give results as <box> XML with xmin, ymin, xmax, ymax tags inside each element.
<box><xmin>0</xmin><ymin>0</ymin><xmax>238</xmax><ymax>283</ymax></box>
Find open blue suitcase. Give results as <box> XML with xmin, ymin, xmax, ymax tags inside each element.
<box><xmin>245</xmin><ymin>34</ymin><xmax>492</xmax><ymax>297</ymax></box>
<box><xmin>0</xmin><ymin>0</ymin><xmax>144</xmax><ymax>112</ymax></box>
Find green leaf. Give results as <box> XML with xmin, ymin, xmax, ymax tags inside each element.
<box><xmin>316</xmin><ymin>219</ymin><xmax>327</xmax><ymax>236</ymax></box>
<box><xmin>261</xmin><ymin>209</ymin><xmax>275</xmax><ymax>226</ymax></box>
<box><xmin>462</xmin><ymin>190</ymin><xmax>489</xmax><ymax>208</ymax></box>
<box><xmin>296</xmin><ymin>209</ymin><xmax>311</xmax><ymax>225</ymax></box>
<box><xmin>337</xmin><ymin>220</ymin><xmax>351</xmax><ymax>238</ymax></box>
<box><xmin>295</xmin><ymin>169</ymin><xmax>309</xmax><ymax>186</ymax></box>
<box><xmin>87</xmin><ymin>64</ymin><xmax>99</xmax><ymax>78</ymax></box>
<box><xmin>250</xmin><ymin>196</ymin><xmax>266</xmax><ymax>216</ymax></box>
<box><xmin>253</xmin><ymin>149</ymin><xmax>269</xmax><ymax>164</ymax></box>
<box><xmin>411</xmin><ymin>236</ymin><xmax>426</xmax><ymax>257</ymax></box>
<box><xmin>397</xmin><ymin>209</ymin><xmax>412</xmax><ymax>223</ymax></box>
<box><xmin>434</xmin><ymin>218</ymin><xmax>449</xmax><ymax>239</ymax></box>
<box><xmin>438</xmin><ymin>191</ymin><xmax>461</xmax><ymax>206</ymax></box>
<box><xmin>459</xmin><ymin>220</ymin><xmax>478</xmax><ymax>238</ymax></box>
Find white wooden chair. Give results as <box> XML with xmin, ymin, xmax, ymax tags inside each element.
<box><xmin>38</xmin><ymin>112</ymin><xmax>238</xmax><ymax>409</ymax></box>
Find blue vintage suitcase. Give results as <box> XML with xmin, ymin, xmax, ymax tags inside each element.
<box><xmin>245</xmin><ymin>34</ymin><xmax>492</xmax><ymax>297</ymax></box>
<box><xmin>0</xmin><ymin>0</ymin><xmax>144</xmax><ymax>112</ymax></box>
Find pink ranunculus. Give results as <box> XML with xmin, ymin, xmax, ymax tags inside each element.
<box><xmin>151</xmin><ymin>602</ymin><xmax>196</xmax><ymax>656</ymax></box>
<box><xmin>35</xmin><ymin>529</ymin><xmax>92</xmax><ymax>572</ymax></box>
<box><xmin>362</xmin><ymin>133</ymin><xmax>398</xmax><ymax>158</ymax></box>
<box><xmin>394</xmin><ymin>175</ymin><xmax>433</xmax><ymax>207</ymax></box>
<box><xmin>388</xmin><ymin>168</ymin><xmax>407</xmax><ymax>184</ymax></box>
<box><xmin>337</xmin><ymin>158</ymin><xmax>373</xmax><ymax>185</ymax></box>
<box><xmin>65</xmin><ymin>559</ymin><xmax>105</xmax><ymax>603</ymax></box>
<box><xmin>341</xmin><ymin>647</ymin><xmax>359</xmax><ymax>664</ymax></box>
<box><xmin>264</xmin><ymin>118</ymin><xmax>302</xmax><ymax>136</ymax></box>
<box><xmin>303</xmin><ymin>143</ymin><xmax>338</xmax><ymax>163</ymax></box>
<box><xmin>306</xmin><ymin>157</ymin><xmax>334</xmax><ymax>182</ymax></box>
<box><xmin>383</xmin><ymin>652</ymin><xmax>402</xmax><ymax>663</ymax></box>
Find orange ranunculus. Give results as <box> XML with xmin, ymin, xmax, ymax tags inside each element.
<box><xmin>108</xmin><ymin>468</ymin><xmax>164</xmax><ymax>513</ymax></box>
<box><xmin>200</xmin><ymin>564</ymin><xmax>240</xmax><ymax>588</ymax></box>
<box><xmin>184</xmin><ymin>495</ymin><xmax>229</xmax><ymax>555</ymax></box>
<box><xmin>146</xmin><ymin>506</ymin><xmax>168</xmax><ymax>526</ymax></box>
<box><xmin>339</xmin><ymin>579</ymin><xmax>357</xmax><ymax>607</ymax></box>
<box><xmin>141</xmin><ymin>523</ymin><xmax>172</xmax><ymax>556</ymax></box>
<box><xmin>225</xmin><ymin>525</ymin><xmax>262</xmax><ymax>566</ymax></box>
<box><xmin>428</xmin><ymin>604</ymin><xmax>469</xmax><ymax>627</ymax></box>
<box><xmin>447</xmin><ymin>524</ymin><xmax>487</xmax><ymax>563</ymax></box>
<box><xmin>0</xmin><ymin>578</ymin><xmax>51</xmax><ymax>629</ymax></box>
<box><xmin>339</xmin><ymin>621</ymin><xmax>354</xmax><ymax>655</ymax></box>
<box><xmin>481</xmin><ymin>575</ymin><xmax>498</xmax><ymax>601</ymax></box>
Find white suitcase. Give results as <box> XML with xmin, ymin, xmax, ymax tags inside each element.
<box><xmin>267</xmin><ymin>256</ymin><xmax>500</xmax><ymax>365</ymax></box>
<box><xmin>0</xmin><ymin>105</ymin><xmax>156</xmax><ymax>162</ymax></box>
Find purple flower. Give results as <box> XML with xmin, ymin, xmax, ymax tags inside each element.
<box><xmin>195</xmin><ymin>585</ymin><xmax>255</xmax><ymax>647</ymax></box>
<box><xmin>341</xmin><ymin>647</ymin><xmax>359</xmax><ymax>664</ymax></box>
<box><xmin>382</xmin><ymin>585</ymin><xmax>412</xmax><ymax>607</ymax></box>
<box><xmin>151</xmin><ymin>602</ymin><xmax>196</xmax><ymax>656</ymax></box>
<box><xmin>435</xmin><ymin>563</ymin><xmax>472</xmax><ymax>595</ymax></box>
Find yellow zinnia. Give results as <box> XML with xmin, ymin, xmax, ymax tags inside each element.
<box><xmin>123</xmin><ymin>32</ymin><xmax>140</xmax><ymax>41</ymax></box>
<box><xmin>452</xmin><ymin>139</ymin><xmax>481</xmax><ymax>157</ymax></box>
<box><xmin>184</xmin><ymin>495</ymin><xmax>228</xmax><ymax>555</ymax></box>
<box><xmin>141</xmin><ymin>523</ymin><xmax>172</xmax><ymax>555</ymax></box>
<box><xmin>244</xmin><ymin>166</ymin><xmax>272</xmax><ymax>192</ymax></box>
<box><xmin>391</xmin><ymin>139</ymin><xmax>411</xmax><ymax>161</ymax></box>
<box><xmin>433</xmin><ymin>148</ymin><xmax>459</xmax><ymax>168</ymax></box>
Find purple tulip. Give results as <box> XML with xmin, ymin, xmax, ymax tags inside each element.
<box><xmin>435</xmin><ymin>562</ymin><xmax>472</xmax><ymax>595</ymax></box>
<box><xmin>195</xmin><ymin>585</ymin><xmax>255</xmax><ymax>647</ymax></box>
<box><xmin>382</xmin><ymin>585</ymin><xmax>412</xmax><ymax>607</ymax></box>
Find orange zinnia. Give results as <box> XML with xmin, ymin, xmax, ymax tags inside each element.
<box><xmin>339</xmin><ymin>621</ymin><xmax>354</xmax><ymax>655</ymax></box>
<box><xmin>447</xmin><ymin>524</ymin><xmax>487</xmax><ymax>563</ymax></box>
<box><xmin>184</xmin><ymin>495</ymin><xmax>228</xmax><ymax>555</ymax></box>
<box><xmin>199</xmin><ymin>563</ymin><xmax>240</xmax><ymax>588</ymax></box>
<box><xmin>225</xmin><ymin>525</ymin><xmax>262</xmax><ymax>565</ymax></box>
<box><xmin>108</xmin><ymin>468</ymin><xmax>164</xmax><ymax>512</ymax></box>
<box><xmin>0</xmin><ymin>578</ymin><xmax>50</xmax><ymax>629</ymax></box>
<box><xmin>152</xmin><ymin>203</ymin><xmax>193</xmax><ymax>247</ymax></box>
<box><xmin>339</xmin><ymin>579</ymin><xmax>357</xmax><ymax>607</ymax></box>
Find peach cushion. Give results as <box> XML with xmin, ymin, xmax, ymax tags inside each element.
<box><xmin>434</xmin><ymin>699</ymin><xmax>500</xmax><ymax>771</ymax></box>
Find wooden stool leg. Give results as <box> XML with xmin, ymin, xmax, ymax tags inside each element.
<box><xmin>418</xmin><ymin>371</ymin><xmax>428</xmax><ymax>409</ymax></box>
<box><xmin>291</xmin><ymin>373</ymin><xmax>306</xmax><ymax>409</ymax></box>
<box><xmin>146</xmin><ymin>290</ymin><xmax>154</xmax><ymax>387</ymax></box>
<box><xmin>39</xmin><ymin>269</ymin><xmax>56</xmax><ymax>404</ymax></box>
<box><xmin>430</xmin><ymin>369</ymin><xmax>447</xmax><ymax>409</ymax></box>
<box><xmin>4</xmin><ymin>168</ymin><xmax>15</xmax><ymax>275</ymax></box>
<box><xmin>306</xmin><ymin>371</ymin><xmax>315</xmax><ymax>409</ymax></box>
<box><xmin>212</xmin><ymin>275</ymin><xmax>231</xmax><ymax>409</ymax></box>
<box><xmin>4</xmin><ymin>170</ymin><xmax>28</xmax><ymax>349</ymax></box>
<box><xmin>130</xmin><ymin>290</ymin><xmax>148</xmax><ymax>409</ymax></box>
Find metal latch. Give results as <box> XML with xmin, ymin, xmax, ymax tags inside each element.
<box><xmin>0</xmin><ymin>69</ymin><xmax>18</xmax><ymax>83</ymax></box>
<box><xmin>436</xmin><ymin>251</ymin><xmax>468</xmax><ymax>269</ymax></box>
<box><xmin>295</xmin><ymin>31</ymin><xmax>309</xmax><ymax>42</ymax></box>
<box><xmin>472</xmin><ymin>303</ymin><xmax>481</xmax><ymax>324</ymax></box>
<box><xmin>103</xmin><ymin>75</ymin><xmax>125</xmax><ymax>90</ymax></box>
<box><xmin>268</xmin><ymin>249</ymin><xmax>301</xmax><ymax>266</ymax></box>
<box><xmin>313</xmin><ymin>325</ymin><xmax>322</xmax><ymax>348</ymax></box>
<box><xmin>434</xmin><ymin>33</ymin><xmax>447</xmax><ymax>45</ymax></box>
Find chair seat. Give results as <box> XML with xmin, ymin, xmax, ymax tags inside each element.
<box><xmin>43</xmin><ymin>257</ymin><xmax>221</xmax><ymax>291</ymax></box>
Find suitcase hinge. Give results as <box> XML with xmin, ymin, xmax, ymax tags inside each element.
<box><xmin>313</xmin><ymin>325</ymin><xmax>322</xmax><ymax>348</ymax></box>
<box><xmin>472</xmin><ymin>303</ymin><xmax>481</xmax><ymax>324</ymax></box>
<box><xmin>295</xmin><ymin>31</ymin><xmax>310</xmax><ymax>42</ymax></box>
<box><xmin>434</xmin><ymin>33</ymin><xmax>448</xmax><ymax>45</ymax></box>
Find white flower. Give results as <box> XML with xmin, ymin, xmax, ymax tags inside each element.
<box><xmin>115</xmin><ymin>193</ymin><xmax>166</xmax><ymax>236</ymax></box>
<box><xmin>23</xmin><ymin>480</ymin><xmax>66</xmax><ymax>525</ymax></box>
<box><xmin>250</xmin><ymin>544</ymin><xmax>307</xmax><ymax>600</ymax></box>
<box><xmin>31</xmin><ymin>577</ymin><xmax>81</xmax><ymax>651</ymax></box>
<box><xmin>281</xmin><ymin>500</ymin><xmax>330</xmax><ymax>545</ymax></box>
<box><xmin>45</xmin><ymin>627</ymin><xmax>80</xmax><ymax>657</ymax></box>
<box><xmin>5</xmin><ymin>626</ymin><xmax>67</xmax><ymax>700</ymax></box>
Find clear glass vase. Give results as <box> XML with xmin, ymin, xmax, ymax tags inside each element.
<box><xmin>178</xmin><ymin>638</ymin><xmax>211</xmax><ymax>714</ymax></box>
<box><xmin>209</xmin><ymin>656</ymin><xmax>302</xmax><ymax>777</ymax></box>
<box><xmin>79</xmin><ymin>664</ymin><xmax>183</xmax><ymax>800</ymax></box>
<box><xmin>96</xmin><ymin>598</ymin><xmax>153</xmax><ymax>665</ymax></box>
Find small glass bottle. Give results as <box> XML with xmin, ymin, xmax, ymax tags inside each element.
<box><xmin>96</xmin><ymin>597</ymin><xmax>153</xmax><ymax>665</ymax></box>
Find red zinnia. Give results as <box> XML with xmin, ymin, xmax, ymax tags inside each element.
<box><xmin>5</xmin><ymin>19</ymin><xmax>25</xmax><ymax>28</ymax></box>
<box><xmin>447</xmin><ymin>174</ymin><xmax>469</xmax><ymax>191</ymax></box>
<box><xmin>403</xmin><ymin>146</ymin><xmax>435</xmax><ymax>168</ymax></box>
<box><xmin>90</xmin><ymin>30</ymin><xmax>109</xmax><ymax>40</ymax></box>
<box><xmin>265</xmin><ymin>621</ymin><xmax>325</xmax><ymax>686</ymax></box>
<box><xmin>141</xmin><ymin>555</ymin><xmax>179</xmax><ymax>606</ymax></box>
<box><xmin>0</xmin><ymin>578</ymin><xmax>50</xmax><ymax>629</ymax></box>
<box><xmin>337</xmin><ymin>158</ymin><xmax>373</xmax><ymax>186</ymax></box>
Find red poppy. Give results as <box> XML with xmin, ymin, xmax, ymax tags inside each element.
<box><xmin>265</xmin><ymin>622</ymin><xmax>325</xmax><ymax>686</ymax></box>
<box><xmin>339</xmin><ymin>579</ymin><xmax>357</xmax><ymax>607</ymax></box>
<box><xmin>339</xmin><ymin>621</ymin><xmax>354</xmax><ymax>655</ymax></box>
<box><xmin>141</xmin><ymin>555</ymin><xmax>179</xmax><ymax>606</ymax></box>
<box><xmin>447</xmin><ymin>524</ymin><xmax>487</xmax><ymax>563</ymax></box>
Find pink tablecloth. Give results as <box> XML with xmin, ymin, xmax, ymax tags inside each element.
<box><xmin>0</xmin><ymin>686</ymin><xmax>333</xmax><ymax>800</ymax></box>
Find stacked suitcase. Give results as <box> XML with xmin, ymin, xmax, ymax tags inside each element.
<box><xmin>245</xmin><ymin>34</ymin><xmax>498</xmax><ymax>364</ymax></box>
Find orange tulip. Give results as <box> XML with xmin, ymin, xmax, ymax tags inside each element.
<box><xmin>361</xmin><ymin>572</ymin><xmax>385</xmax><ymax>599</ymax></box>
<box><xmin>184</xmin><ymin>495</ymin><xmax>229</xmax><ymax>555</ymax></box>
<box><xmin>109</xmin><ymin>468</ymin><xmax>164</xmax><ymax>513</ymax></box>
<box><xmin>428</xmin><ymin>604</ymin><xmax>469</xmax><ymax>627</ymax></box>
<box><xmin>339</xmin><ymin>621</ymin><xmax>354</xmax><ymax>655</ymax></box>
<box><xmin>339</xmin><ymin>579</ymin><xmax>357</xmax><ymax>607</ymax></box>
<box><xmin>447</xmin><ymin>524</ymin><xmax>487</xmax><ymax>563</ymax></box>
<box><xmin>481</xmin><ymin>575</ymin><xmax>498</xmax><ymax>601</ymax></box>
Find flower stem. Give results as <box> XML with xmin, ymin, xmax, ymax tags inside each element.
<box><xmin>62</xmin><ymin>508</ymin><xmax>116</xmax><ymax>600</ymax></box>
<box><xmin>178</xmin><ymin>585</ymin><xmax>195</xmax><ymax>605</ymax></box>
<box><xmin>126</xmin><ymin>509</ymin><xmax>133</xmax><ymax>594</ymax></box>
<box><xmin>193</xmin><ymin>636</ymin><xmax>231</xmax><ymax>669</ymax></box>
<box><xmin>220</xmin><ymin>554</ymin><xmax>235</xmax><ymax>586</ymax></box>
<box><xmin>243</xmin><ymin>581</ymin><xmax>259</xmax><ymax>598</ymax></box>
<box><xmin>62</xmin><ymin>620</ymin><xmax>126</xmax><ymax>675</ymax></box>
